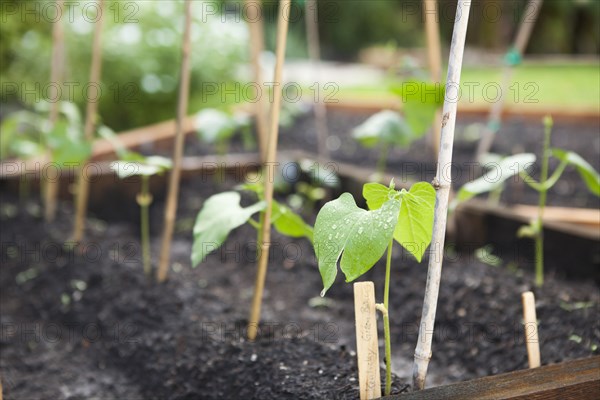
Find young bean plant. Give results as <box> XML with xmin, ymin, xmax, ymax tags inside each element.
<box><xmin>191</xmin><ymin>177</ymin><xmax>313</xmax><ymax>268</ymax></box>
<box><xmin>353</xmin><ymin>80</ymin><xmax>444</xmax><ymax>179</ymax></box>
<box><xmin>195</xmin><ymin>109</ymin><xmax>255</xmax><ymax>155</ymax></box>
<box><xmin>454</xmin><ymin>117</ymin><xmax>600</xmax><ymax>286</ymax></box>
<box><xmin>1</xmin><ymin>102</ymin><xmax>93</xmax><ymax>203</ymax></box>
<box><xmin>111</xmin><ymin>154</ymin><xmax>172</xmax><ymax>277</ymax></box>
<box><xmin>314</xmin><ymin>179</ymin><xmax>435</xmax><ymax>395</ymax></box>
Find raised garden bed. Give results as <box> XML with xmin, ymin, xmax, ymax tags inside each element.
<box><xmin>1</xmin><ymin>166</ymin><xmax>599</xmax><ymax>398</ymax></box>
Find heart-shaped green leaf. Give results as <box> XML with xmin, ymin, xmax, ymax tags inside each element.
<box><xmin>192</xmin><ymin>192</ymin><xmax>266</xmax><ymax>267</ymax></box>
<box><xmin>394</xmin><ymin>182</ymin><xmax>436</xmax><ymax>262</ymax></box>
<box><xmin>552</xmin><ymin>149</ymin><xmax>600</xmax><ymax>196</ymax></box>
<box><xmin>314</xmin><ymin>193</ymin><xmax>401</xmax><ymax>296</ymax></box>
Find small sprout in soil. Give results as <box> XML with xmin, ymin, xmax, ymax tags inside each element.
<box><xmin>111</xmin><ymin>154</ymin><xmax>172</xmax><ymax>277</ymax></box>
<box><xmin>313</xmin><ymin>179</ymin><xmax>435</xmax><ymax>395</ymax></box>
<box><xmin>191</xmin><ymin>178</ymin><xmax>313</xmax><ymax>267</ymax></box>
<box><xmin>455</xmin><ymin>117</ymin><xmax>600</xmax><ymax>286</ymax></box>
<box><xmin>195</xmin><ymin>109</ymin><xmax>256</xmax><ymax>155</ymax></box>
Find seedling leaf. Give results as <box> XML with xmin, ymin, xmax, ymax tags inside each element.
<box><xmin>552</xmin><ymin>149</ymin><xmax>600</xmax><ymax>196</ymax></box>
<box><xmin>352</xmin><ymin>110</ymin><xmax>414</xmax><ymax>148</ymax></box>
<box><xmin>394</xmin><ymin>182</ymin><xmax>436</xmax><ymax>262</ymax></box>
<box><xmin>195</xmin><ymin>109</ymin><xmax>237</xmax><ymax>144</ymax></box>
<box><xmin>272</xmin><ymin>201</ymin><xmax>313</xmax><ymax>241</ymax></box>
<box><xmin>455</xmin><ymin>153</ymin><xmax>536</xmax><ymax>204</ymax></box>
<box><xmin>192</xmin><ymin>192</ymin><xmax>266</xmax><ymax>267</ymax></box>
<box><xmin>313</xmin><ymin>193</ymin><xmax>401</xmax><ymax>296</ymax></box>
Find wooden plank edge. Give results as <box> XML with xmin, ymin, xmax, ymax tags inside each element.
<box><xmin>385</xmin><ymin>356</ymin><xmax>599</xmax><ymax>400</ymax></box>
<box><xmin>324</xmin><ymin>97</ymin><xmax>600</xmax><ymax>122</ymax></box>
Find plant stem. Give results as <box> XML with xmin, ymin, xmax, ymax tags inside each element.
<box><xmin>376</xmin><ymin>144</ymin><xmax>389</xmax><ymax>182</ymax></box>
<box><xmin>535</xmin><ymin>118</ymin><xmax>552</xmax><ymax>286</ymax></box>
<box><xmin>156</xmin><ymin>0</ymin><xmax>193</xmax><ymax>283</ymax></box>
<box><xmin>383</xmin><ymin>239</ymin><xmax>393</xmax><ymax>396</ymax></box>
<box><xmin>140</xmin><ymin>176</ymin><xmax>151</xmax><ymax>277</ymax></box>
<box><xmin>413</xmin><ymin>0</ymin><xmax>472</xmax><ymax>390</ymax></box>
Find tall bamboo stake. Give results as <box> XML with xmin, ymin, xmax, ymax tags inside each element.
<box><xmin>305</xmin><ymin>0</ymin><xmax>328</xmax><ymax>159</ymax></box>
<box><xmin>412</xmin><ymin>0</ymin><xmax>472</xmax><ymax>390</ymax></box>
<box><xmin>245</xmin><ymin>0</ymin><xmax>269</xmax><ymax>163</ymax></box>
<box><xmin>423</xmin><ymin>0</ymin><xmax>443</xmax><ymax>155</ymax></box>
<box><xmin>247</xmin><ymin>0</ymin><xmax>291</xmax><ymax>341</ymax></box>
<box><xmin>156</xmin><ymin>0</ymin><xmax>193</xmax><ymax>283</ymax></box>
<box><xmin>44</xmin><ymin>0</ymin><xmax>66</xmax><ymax>222</ymax></box>
<box><xmin>475</xmin><ymin>0</ymin><xmax>543</xmax><ymax>160</ymax></box>
<box><xmin>72</xmin><ymin>0</ymin><xmax>105</xmax><ymax>241</ymax></box>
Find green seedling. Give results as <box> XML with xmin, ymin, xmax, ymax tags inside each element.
<box><xmin>352</xmin><ymin>80</ymin><xmax>444</xmax><ymax>179</ymax></box>
<box><xmin>111</xmin><ymin>154</ymin><xmax>172</xmax><ymax>277</ymax></box>
<box><xmin>287</xmin><ymin>161</ymin><xmax>340</xmax><ymax>214</ymax></box>
<box><xmin>313</xmin><ymin>179</ymin><xmax>435</xmax><ymax>395</ymax></box>
<box><xmin>191</xmin><ymin>178</ymin><xmax>313</xmax><ymax>268</ymax></box>
<box><xmin>455</xmin><ymin>117</ymin><xmax>600</xmax><ymax>286</ymax></box>
<box><xmin>195</xmin><ymin>109</ymin><xmax>256</xmax><ymax>155</ymax></box>
<box><xmin>1</xmin><ymin>102</ymin><xmax>92</xmax><ymax>204</ymax></box>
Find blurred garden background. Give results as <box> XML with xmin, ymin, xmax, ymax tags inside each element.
<box><xmin>1</xmin><ymin>0</ymin><xmax>599</xmax><ymax>134</ymax></box>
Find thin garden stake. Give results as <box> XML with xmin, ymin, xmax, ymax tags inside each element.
<box><xmin>475</xmin><ymin>0</ymin><xmax>543</xmax><ymax>160</ymax></box>
<box><xmin>157</xmin><ymin>0</ymin><xmax>193</xmax><ymax>283</ymax></box>
<box><xmin>72</xmin><ymin>0</ymin><xmax>105</xmax><ymax>241</ymax></box>
<box><xmin>305</xmin><ymin>0</ymin><xmax>329</xmax><ymax>159</ymax></box>
<box><xmin>245</xmin><ymin>0</ymin><xmax>269</xmax><ymax>163</ymax></box>
<box><xmin>44</xmin><ymin>0</ymin><xmax>65</xmax><ymax>223</ymax></box>
<box><xmin>521</xmin><ymin>291</ymin><xmax>541</xmax><ymax>368</ymax></box>
<box><xmin>247</xmin><ymin>0</ymin><xmax>291</xmax><ymax>341</ymax></box>
<box><xmin>423</xmin><ymin>0</ymin><xmax>443</xmax><ymax>155</ymax></box>
<box><xmin>412</xmin><ymin>0</ymin><xmax>472</xmax><ymax>390</ymax></box>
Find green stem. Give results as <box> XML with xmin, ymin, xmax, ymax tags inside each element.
<box><xmin>376</xmin><ymin>144</ymin><xmax>389</xmax><ymax>182</ymax></box>
<box><xmin>141</xmin><ymin>176</ymin><xmax>151</xmax><ymax>277</ymax></box>
<box><xmin>256</xmin><ymin>210</ymin><xmax>265</xmax><ymax>261</ymax></box>
<box><xmin>535</xmin><ymin>119</ymin><xmax>552</xmax><ymax>287</ymax></box>
<box><xmin>383</xmin><ymin>239</ymin><xmax>393</xmax><ymax>396</ymax></box>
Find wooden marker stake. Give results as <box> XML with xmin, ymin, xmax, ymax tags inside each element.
<box><xmin>354</xmin><ymin>282</ymin><xmax>382</xmax><ymax>400</ymax></box>
<box><xmin>522</xmin><ymin>291</ymin><xmax>541</xmax><ymax>368</ymax></box>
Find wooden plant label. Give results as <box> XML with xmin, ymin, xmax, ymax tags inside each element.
<box><xmin>354</xmin><ymin>282</ymin><xmax>381</xmax><ymax>399</ymax></box>
<box><xmin>521</xmin><ymin>291</ymin><xmax>541</xmax><ymax>368</ymax></box>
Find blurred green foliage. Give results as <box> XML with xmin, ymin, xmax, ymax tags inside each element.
<box><xmin>1</xmin><ymin>0</ymin><xmax>598</xmax><ymax>133</ymax></box>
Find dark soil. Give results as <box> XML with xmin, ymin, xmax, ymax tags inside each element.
<box><xmin>1</xmin><ymin>174</ymin><xmax>599</xmax><ymax>399</ymax></box>
<box><xmin>175</xmin><ymin>108</ymin><xmax>600</xmax><ymax>208</ymax></box>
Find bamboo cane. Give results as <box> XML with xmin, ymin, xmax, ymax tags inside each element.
<box><xmin>245</xmin><ymin>0</ymin><xmax>269</xmax><ymax>163</ymax></box>
<box><xmin>156</xmin><ymin>0</ymin><xmax>193</xmax><ymax>283</ymax></box>
<box><xmin>412</xmin><ymin>0</ymin><xmax>472</xmax><ymax>390</ymax></box>
<box><xmin>44</xmin><ymin>0</ymin><xmax>66</xmax><ymax>223</ymax></box>
<box><xmin>423</xmin><ymin>0</ymin><xmax>443</xmax><ymax>156</ymax></box>
<box><xmin>475</xmin><ymin>0</ymin><xmax>543</xmax><ymax>160</ymax></box>
<box><xmin>247</xmin><ymin>0</ymin><xmax>291</xmax><ymax>341</ymax></box>
<box><xmin>305</xmin><ymin>0</ymin><xmax>329</xmax><ymax>159</ymax></box>
<box><xmin>72</xmin><ymin>0</ymin><xmax>105</xmax><ymax>241</ymax></box>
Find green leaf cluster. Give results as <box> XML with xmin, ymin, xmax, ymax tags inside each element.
<box><xmin>191</xmin><ymin>184</ymin><xmax>313</xmax><ymax>267</ymax></box>
<box><xmin>314</xmin><ymin>181</ymin><xmax>435</xmax><ymax>296</ymax></box>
